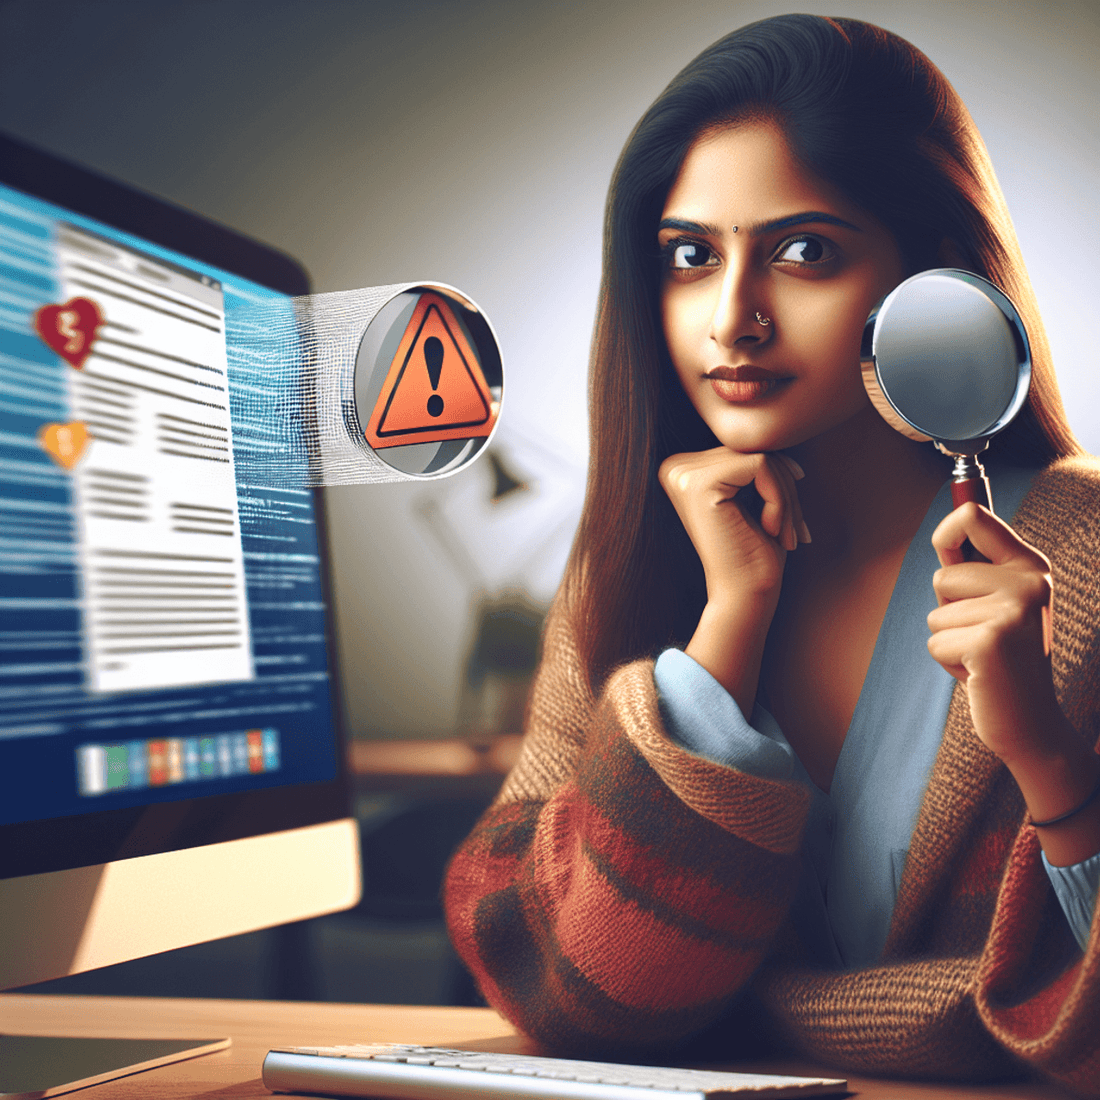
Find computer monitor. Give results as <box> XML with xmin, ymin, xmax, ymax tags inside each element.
<box><xmin>0</xmin><ymin>132</ymin><xmax>361</xmax><ymax>1092</ymax></box>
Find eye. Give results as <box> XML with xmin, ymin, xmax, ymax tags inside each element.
<box><xmin>662</xmin><ymin>239</ymin><xmax>718</xmax><ymax>270</ymax></box>
<box><xmin>774</xmin><ymin>236</ymin><xmax>832</xmax><ymax>264</ymax></box>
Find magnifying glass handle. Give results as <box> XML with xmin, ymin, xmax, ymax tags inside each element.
<box><xmin>949</xmin><ymin>454</ymin><xmax>992</xmax><ymax>562</ymax></box>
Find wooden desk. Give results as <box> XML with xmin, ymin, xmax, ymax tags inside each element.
<box><xmin>0</xmin><ymin>994</ymin><xmax>1072</xmax><ymax>1100</ymax></box>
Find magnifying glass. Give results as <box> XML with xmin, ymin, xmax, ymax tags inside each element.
<box><xmin>861</xmin><ymin>268</ymin><xmax>1032</xmax><ymax>524</ymax></box>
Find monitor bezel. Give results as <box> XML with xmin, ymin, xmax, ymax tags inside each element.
<box><xmin>0</xmin><ymin>131</ymin><xmax>352</xmax><ymax>882</ymax></box>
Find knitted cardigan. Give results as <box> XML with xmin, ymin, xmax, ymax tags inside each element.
<box><xmin>443</xmin><ymin>456</ymin><xmax>1100</xmax><ymax>1095</ymax></box>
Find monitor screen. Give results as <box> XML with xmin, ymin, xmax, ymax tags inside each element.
<box><xmin>0</xmin><ymin>133</ymin><xmax>359</xmax><ymax>992</ymax></box>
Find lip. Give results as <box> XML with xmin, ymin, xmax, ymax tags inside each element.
<box><xmin>704</xmin><ymin>365</ymin><xmax>791</xmax><ymax>403</ymax></box>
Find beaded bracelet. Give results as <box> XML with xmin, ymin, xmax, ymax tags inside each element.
<box><xmin>1029</xmin><ymin>774</ymin><xmax>1100</xmax><ymax>828</ymax></box>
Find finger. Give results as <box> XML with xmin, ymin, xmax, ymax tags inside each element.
<box><xmin>927</xmin><ymin>592</ymin><xmax>998</xmax><ymax>632</ymax></box>
<box><xmin>933</xmin><ymin>561</ymin><xmax>1051</xmax><ymax>609</ymax></box>
<box><xmin>925</xmin><ymin>628</ymin><xmax>970</xmax><ymax>682</ymax></box>
<box><xmin>750</xmin><ymin>456</ymin><xmax>803</xmax><ymax>550</ymax></box>
<box><xmin>774</xmin><ymin>454</ymin><xmax>810</xmax><ymax>549</ymax></box>
<box><xmin>931</xmin><ymin>561</ymin><xmax>998</xmax><ymax>606</ymax></box>
<box><xmin>658</xmin><ymin>450</ymin><xmax>707</xmax><ymax>494</ymax></box>
<box><xmin>931</xmin><ymin>502</ymin><xmax>983</xmax><ymax>568</ymax></box>
<box><xmin>931</xmin><ymin>502</ymin><xmax>1050</xmax><ymax>571</ymax></box>
<box><xmin>657</xmin><ymin>454</ymin><xmax>681</xmax><ymax>495</ymax></box>
<box><xmin>926</xmin><ymin>619</ymin><xmax>1003</xmax><ymax>675</ymax></box>
<box><xmin>661</xmin><ymin>449</ymin><xmax>779</xmax><ymax>545</ymax></box>
<box><xmin>661</xmin><ymin>446</ymin><xmax>759</xmax><ymax>495</ymax></box>
<box><xmin>776</xmin><ymin>453</ymin><xmax>810</xmax><ymax>543</ymax></box>
<box><xmin>777</xmin><ymin>453</ymin><xmax>805</xmax><ymax>481</ymax></box>
<box><xmin>764</xmin><ymin>458</ymin><xmax>796</xmax><ymax>551</ymax></box>
<box><xmin>786</xmin><ymin>463</ymin><xmax>810</xmax><ymax>545</ymax></box>
<box><xmin>748</xmin><ymin>458</ymin><xmax>791</xmax><ymax>543</ymax></box>
<box><xmin>660</xmin><ymin>448</ymin><xmax>804</xmax><ymax>551</ymax></box>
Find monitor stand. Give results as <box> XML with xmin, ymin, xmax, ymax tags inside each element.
<box><xmin>0</xmin><ymin>1034</ymin><xmax>230</xmax><ymax>1098</ymax></box>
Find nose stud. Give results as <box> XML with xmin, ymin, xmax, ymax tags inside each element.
<box><xmin>755</xmin><ymin>312</ymin><xmax>771</xmax><ymax>326</ymax></box>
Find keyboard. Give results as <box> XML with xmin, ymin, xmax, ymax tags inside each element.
<box><xmin>261</xmin><ymin>1043</ymin><xmax>847</xmax><ymax>1099</ymax></box>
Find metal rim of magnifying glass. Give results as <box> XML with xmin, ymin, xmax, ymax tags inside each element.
<box><xmin>860</xmin><ymin>268</ymin><xmax>1032</xmax><ymax>451</ymax></box>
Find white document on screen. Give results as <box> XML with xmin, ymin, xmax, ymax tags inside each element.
<box><xmin>57</xmin><ymin>225</ymin><xmax>254</xmax><ymax>693</ymax></box>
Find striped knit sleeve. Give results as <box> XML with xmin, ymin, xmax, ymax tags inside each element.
<box><xmin>443</xmin><ymin>601</ymin><xmax>811</xmax><ymax>1055</ymax></box>
<box><xmin>972</xmin><ymin>457</ymin><xmax>1100</xmax><ymax>1094</ymax></box>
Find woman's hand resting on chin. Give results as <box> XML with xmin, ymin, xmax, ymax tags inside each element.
<box><xmin>658</xmin><ymin>447</ymin><xmax>810</xmax><ymax>715</ymax></box>
<box><xmin>659</xmin><ymin>447</ymin><xmax>809</xmax><ymax>604</ymax></box>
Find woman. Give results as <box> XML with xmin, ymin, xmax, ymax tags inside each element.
<box><xmin>444</xmin><ymin>14</ymin><xmax>1100</xmax><ymax>1091</ymax></box>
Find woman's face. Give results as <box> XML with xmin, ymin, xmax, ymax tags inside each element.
<box><xmin>659</xmin><ymin>122</ymin><xmax>906</xmax><ymax>455</ymax></box>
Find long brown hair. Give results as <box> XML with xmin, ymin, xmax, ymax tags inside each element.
<box><xmin>563</xmin><ymin>14</ymin><xmax>1083</xmax><ymax>686</ymax></box>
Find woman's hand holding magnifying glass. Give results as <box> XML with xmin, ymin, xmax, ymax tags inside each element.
<box><xmin>928</xmin><ymin>502</ymin><xmax>1100</xmax><ymax>867</ymax></box>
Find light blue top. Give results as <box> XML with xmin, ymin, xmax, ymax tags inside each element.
<box><xmin>655</xmin><ymin>466</ymin><xmax>1100</xmax><ymax>964</ymax></box>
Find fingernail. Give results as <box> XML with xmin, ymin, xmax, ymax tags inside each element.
<box><xmin>787</xmin><ymin>457</ymin><xmax>806</xmax><ymax>479</ymax></box>
<box><xmin>800</xmin><ymin>520</ymin><xmax>812</xmax><ymax>544</ymax></box>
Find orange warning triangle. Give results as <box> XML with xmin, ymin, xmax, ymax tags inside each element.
<box><xmin>364</xmin><ymin>292</ymin><xmax>498</xmax><ymax>450</ymax></box>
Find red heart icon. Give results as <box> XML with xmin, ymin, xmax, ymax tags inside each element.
<box><xmin>34</xmin><ymin>296</ymin><xmax>104</xmax><ymax>370</ymax></box>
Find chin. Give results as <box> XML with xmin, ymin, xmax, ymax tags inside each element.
<box><xmin>701</xmin><ymin>411</ymin><xmax>805</xmax><ymax>454</ymax></box>
<box><xmin>710</xmin><ymin>429</ymin><xmax>798</xmax><ymax>454</ymax></box>
<box><xmin>717</xmin><ymin>396</ymin><xmax>874</xmax><ymax>453</ymax></box>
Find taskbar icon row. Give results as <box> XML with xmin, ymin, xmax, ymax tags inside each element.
<box><xmin>76</xmin><ymin>728</ymin><xmax>280</xmax><ymax>797</ymax></box>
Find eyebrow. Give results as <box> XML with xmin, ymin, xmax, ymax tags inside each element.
<box><xmin>657</xmin><ymin>211</ymin><xmax>862</xmax><ymax>237</ymax></box>
<box><xmin>751</xmin><ymin>211</ymin><xmax>862</xmax><ymax>236</ymax></box>
<box><xmin>658</xmin><ymin>217</ymin><xmax>723</xmax><ymax>236</ymax></box>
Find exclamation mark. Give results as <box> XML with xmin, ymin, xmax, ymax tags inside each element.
<box><xmin>425</xmin><ymin>337</ymin><xmax>444</xmax><ymax>417</ymax></box>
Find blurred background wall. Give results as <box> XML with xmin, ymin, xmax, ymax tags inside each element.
<box><xmin>2</xmin><ymin>0</ymin><xmax>1097</xmax><ymax>745</ymax></box>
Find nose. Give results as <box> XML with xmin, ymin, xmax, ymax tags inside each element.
<box><xmin>710</xmin><ymin>261</ymin><xmax>771</xmax><ymax>350</ymax></box>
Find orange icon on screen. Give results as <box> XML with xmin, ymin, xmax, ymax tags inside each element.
<box><xmin>34</xmin><ymin>296</ymin><xmax>104</xmax><ymax>370</ymax></box>
<box><xmin>38</xmin><ymin>421</ymin><xmax>92</xmax><ymax>469</ymax></box>
<box><xmin>147</xmin><ymin>741</ymin><xmax>169</xmax><ymax>786</ymax></box>
<box><xmin>247</xmin><ymin>729</ymin><xmax>264</xmax><ymax>774</ymax></box>
<box><xmin>364</xmin><ymin>292</ymin><xmax>497</xmax><ymax>450</ymax></box>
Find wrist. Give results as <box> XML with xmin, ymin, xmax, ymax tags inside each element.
<box><xmin>684</xmin><ymin>596</ymin><xmax>776</xmax><ymax>717</ymax></box>
<box><xmin>1004</xmin><ymin>735</ymin><xmax>1100</xmax><ymax>868</ymax></box>
<box><xmin>1030</xmin><ymin>775</ymin><xmax>1100</xmax><ymax>828</ymax></box>
<box><xmin>703</xmin><ymin>584</ymin><xmax>781</xmax><ymax>627</ymax></box>
<box><xmin>996</xmin><ymin>704</ymin><xmax>1094</xmax><ymax>794</ymax></box>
